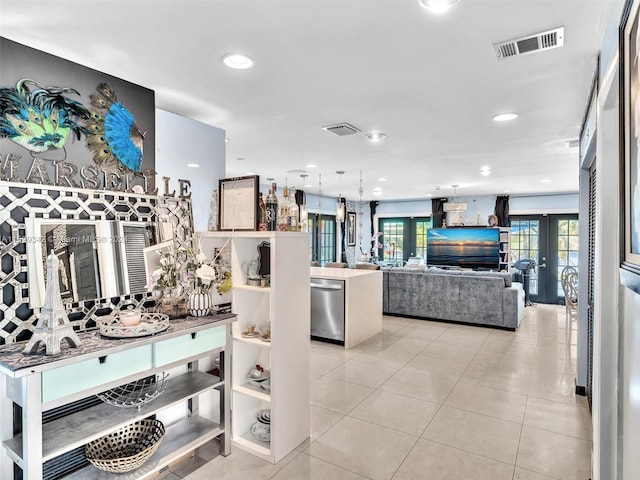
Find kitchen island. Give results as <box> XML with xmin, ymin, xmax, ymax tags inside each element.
<box><xmin>310</xmin><ymin>267</ymin><xmax>382</xmax><ymax>349</ymax></box>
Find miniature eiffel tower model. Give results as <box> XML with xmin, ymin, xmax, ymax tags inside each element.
<box><xmin>24</xmin><ymin>251</ymin><xmax>82</xmax><ymax>355</ymax></box>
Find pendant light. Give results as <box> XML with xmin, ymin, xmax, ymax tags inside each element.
<box><xmin>358</xmin><ymin>170</ymin><xmax>364</xmax><ymax>247</ymax></box>
<box><xmin>336</xmin><ymin>170</ymin><xmax>345</xmax><ymax>222</ymax></box>
<box><xmin>300</xmin><ymin>174</ymin><xmax>309</xmax><ymax>231</ymax></box>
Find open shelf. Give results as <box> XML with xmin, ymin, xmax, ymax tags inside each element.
<box><xmin>234</xmin><ymin>383</ymin><xmax>271</xmax><ymax>402</ymax></box>
<box><xmin>234</xmin><ymin>335</ymin><xmax>272</xmax><ymax>347</ymax></box>
<box><xmin>234</xmin><ymin>285</ymin><xmax>271</xmax><ymax>294</ymax></box>
<box><xmin>3</xmin><ymin>371</ymin><xmax>221</xmax><ymax>462</ymax></box>
<box><xmin>233</xmin><ymin>431</ymin><xmax>271</xmax><ymax>460</ymax></box>
<box><xmin>65</xmin><ymin>416</ymin><xmax>222</xmax><ymax>479</ymax></box>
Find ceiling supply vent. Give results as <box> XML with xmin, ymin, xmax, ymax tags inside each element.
<box><xmin>493</xmin><ymin>27</ymin><xmax>564</xmax><ymax>61</ymax></box>
<box><xmin>322</xmin><ymin>123</ymin><xmax>361</xmax><ymax>136</ymax></box>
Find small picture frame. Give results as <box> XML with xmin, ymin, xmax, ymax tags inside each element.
<box><xmin>347</xmin><ymin>212</ymin><xmax>356</xmax><ymax>246</ymax></box>
<box><xmin>218</xmin><ymin>175</ymin><xmax>259</xmax><ymax>231</ymax></box>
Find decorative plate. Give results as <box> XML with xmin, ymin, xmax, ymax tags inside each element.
<box><xmin>241</xmin><ymin>330</ymin><xmax>259</xmax><ymax>338</ymax></box>
<box><xmin>250</xmin><ymin>422</ymin><xmax>270</xmax><ymax>442</ymax></box>
<box><xmin>99</xmin><ymin>313</ymin><xmax>170</xmax><ymax>339</ymax></box>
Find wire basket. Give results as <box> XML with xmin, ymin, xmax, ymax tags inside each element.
<box><xmin>96</xmin><ymin>373</ymin><xmax>169</xmax><ymax>409</ymax></box>
<box><xmin>85</xmin><ymin>418</ymin><xmax>165</xmax><ymax>473</ymax></box>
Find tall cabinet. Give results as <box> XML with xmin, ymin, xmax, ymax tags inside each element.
<box><xmin>199</xmin><ymin>231</ymin><xmax>310</xmax><ymax>463</ymax></box>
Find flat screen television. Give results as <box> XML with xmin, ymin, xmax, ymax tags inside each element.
<box><xmin>427</xmin><ymin>227</ymin><xmax>500</xmax><ymax>270</ymax></box>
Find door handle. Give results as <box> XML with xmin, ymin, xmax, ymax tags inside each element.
<box><xmin>539</xmin><ymin>263</ymin><xmax>547</xmax><ymax>268</ymax></box>
<box><xmin>310</xmin><ymin>283</ymin><xmax>343</xmax><ymax>290</ymax></box>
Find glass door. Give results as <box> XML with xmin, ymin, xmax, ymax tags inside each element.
<box><xmin>378</xmin><ymin>217</ymin><xmax>431</xmax><ymax>265</ymax></box>
<box><xmin>510</xmin><ymin>214</ymin><xmax>579</xmax><ymax>304</ymax></box>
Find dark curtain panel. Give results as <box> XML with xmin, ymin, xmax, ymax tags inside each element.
<box><xmin>431</xmin><ymin>198</ymin><xmax>447</xmax><ymax>228</ymax></box>
<box><xmin>369</xmin><ymin>201</ymin><xmax>379</xmax><ymax>255</ymax></box>
<box><xmin>495</xmin><ymin>195</ymin><xmax>510</xmax><ymax>227</ymax></box>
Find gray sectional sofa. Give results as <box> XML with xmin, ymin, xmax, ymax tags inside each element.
<box><xmin>382</xmin><ymin>268</ymin><xmax>524</xmax><ymax>330</ymax></box>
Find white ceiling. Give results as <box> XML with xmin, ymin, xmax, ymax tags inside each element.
<box><xmin>0</xmin><ymin>0</ymin><xmax>610</xmax><ymax>201</ymax></box>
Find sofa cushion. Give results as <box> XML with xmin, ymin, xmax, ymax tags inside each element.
<box><xmin>456</xmin><ymin>276</ymin><xmax>505</xmax><ymax>326</ymax></box>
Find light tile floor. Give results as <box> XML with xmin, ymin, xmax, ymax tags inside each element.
<box><xmin>168</xmin><ymin>304</ymin><xmax>591</xmax><ymax>480</ymax></box>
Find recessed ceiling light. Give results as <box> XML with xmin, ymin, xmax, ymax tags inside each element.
<box><xmin>221</xmin><ymin>53</ymin><xmax>253</xmax><ymax>70</ymax></box>
<box><xmin>304</xmin><ymin>183</ymin><xmax>313</xmax><ymax>188</ymax></box>
<box><xmin>187</xmin><ymin>163</ymin><xmax>200</xmax><ymax>168</ymax></box>
<box><xmin>305</xmin><ymin>164</ymin><xmax>317</xmax><ymax>169</ymax></box>
<box><xmin>378</xmin><ymin>177</ymin><xmax>388</xmax><ymax>182</ymax></box>
<box><xmin>418</xmin><ymin>0</ymin><xmax>461</xmax><ymax>14</ymax></box>
<box><xmin>426</xmin><ymin>193</ymin><xmax>433</xmax><ymax>197</ymax></box>
<box><xmin>225</xmin><ymin>137</ymin><xmax>229</xmax><ymax>143</ymax></box>
<box><xmin>480</xmin><ymin>166</ymin><xmax>491</xmax><ymax>176</ymax></box>
<box><xmin>373</xmin><ymin>191</ymin><xmax>383</xmax><ymax>196</ymax></box>
<box><xmin>541</xmin><ymin>178</ymin><xmax>553</xmax><ymax>183</ymax></box>
<box><xmin>366</xmin><ymin>132</ymin><xmax>386</xmax><ymax>141</ymax></box>
<box><xmin>493</xmin><ymin>113</ymin><xmax>519</xmax><ymax>122</ymax></box>
<box><xmin>245</xmin><ymin>171</ymin><xmax>257</xmax><ymax>175</ymax></box>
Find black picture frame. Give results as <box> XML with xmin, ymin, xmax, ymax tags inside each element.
<box><xmin>347</xmin><ymin>212</ymin><xmax>356</xmax><ymax>246</ymax></box>
<box><xmin>218</xmin><ymin>175</ymin><xmax>259</xmax><ymax>231</ymax></box>
<box><xmin>620</xmin><ymin>0</ymin><xmax>640</xmax><ymax>292</ymax></box>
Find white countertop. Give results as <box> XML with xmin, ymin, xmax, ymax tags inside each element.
<box><xmin>310</xmin><ymin>266</ymin><xmax>380</xmax><ymax>279</ymax></box>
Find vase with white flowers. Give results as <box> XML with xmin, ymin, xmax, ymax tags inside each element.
<box><xmin>183</xmin><ymin>247</ymin><xmax>232</xmax><ymax>316</ymax></box>
<box><xmin>145</xmin><ymin>248</ymin><xmax>189</xmax><ymax>319</ymax></box>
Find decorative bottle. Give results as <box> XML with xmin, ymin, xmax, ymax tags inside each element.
<box><xmin>278</xmin><ymin>185</ymin><xmax>289</xmax><ymax>231</ymax></box>
<box><xmin>266</xmin><ymin>188</ymin><xmax>278</xmax><ymax>231</ymax></box>
<box><xmin>288</xmin><ymin>187</ymin><xmax>299</xmax><ymax>231</ymax></box>
<box><xmin>258</xmin><ymin>192</ymin><xmax>267</xmax><ymax>230</ymax></box>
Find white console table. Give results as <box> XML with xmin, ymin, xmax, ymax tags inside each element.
<box><xmin>0</xmin><ymin>314</ymin><xmax>235</xmax><ymax>480</ymax></box>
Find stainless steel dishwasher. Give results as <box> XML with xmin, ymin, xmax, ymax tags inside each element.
<box><xmin>310</xmin><ymin>278</ymin><xmax>345</xmax><ymax>344</ymax></box>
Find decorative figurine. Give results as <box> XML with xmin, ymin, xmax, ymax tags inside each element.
<box><xmin>23</xmin><ymin>251</ymin><xmax>82</xmax><ymax>355</ymax></box>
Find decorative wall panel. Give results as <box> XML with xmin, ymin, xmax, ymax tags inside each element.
<box><xmin>0</xmin><ymin>180</ymin><xmax>193</xmax><ymax>344</ymax></box>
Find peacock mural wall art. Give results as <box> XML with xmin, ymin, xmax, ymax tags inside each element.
<box><xmin>0</xmin><ymin>37</ymin><xmax>155</xmax><ymax>186</ymax></box>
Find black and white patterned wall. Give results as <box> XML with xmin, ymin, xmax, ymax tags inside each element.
<box><xmin>0</xmin><ymin>180</ymin><xmax>193</xmax><ymax>345</ymax></box>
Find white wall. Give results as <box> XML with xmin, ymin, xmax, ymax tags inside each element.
<box><xmin>374</xmin><ymin>193</ymin><xmax>579</xmax><ymax>222</ymax></box>
<box><xmin>591</xmin><ymin>2</ymin><xmax>637</xmax><ymax>480</ymax></box>
<box><xmin>155</xmin><ymin>109</ymin><xmax>226</xmax><ymax>231</ymax></box>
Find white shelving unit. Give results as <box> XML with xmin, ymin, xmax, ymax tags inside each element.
<box><xmin>199</xmin><ymin>231</ymin><xmax>310</xmax><ymax>463</ymax></box>
<box><xmin>498</xmin><ymin>227</ymin><xmax>511</xmax><ymax>272</ymax></box>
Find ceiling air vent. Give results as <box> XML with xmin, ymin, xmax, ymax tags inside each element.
<box><xmin>493</xmin><ymin>27</ymin><xmax>564</xmax><ymax>61</ymax></box>
<box><xmin>322</xmin><ymin>123</ymin><xmax>361</xmax><ymax>136</ymax></box>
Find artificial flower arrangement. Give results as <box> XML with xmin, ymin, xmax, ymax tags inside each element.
<box><xmin>145</xmin><ymin>249</ymin><xmax>180</xmax><ymax>292</ymax></box>
<box><xmin>181</xmin><ymin>247</ymin><xmax>232</xmax><ymax>295</ymax></box>
<box><xmin>145</xmin><ymin>245</ymin><xmax>232</xmax><ymax>296</ymax></box>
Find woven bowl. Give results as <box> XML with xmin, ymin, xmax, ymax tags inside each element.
<box><xmin>85</xmin><ymin>419</ymin><xmax>165</xmax><ymax>473</ymax></box>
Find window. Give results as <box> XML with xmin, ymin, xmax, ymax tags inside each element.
<box><xmin>556</xmin><ymin>219</ymin><xmax>579</xmax><ymax>296</ymax></box>
<box><xmin>310</xmin><ymin>214</ymin><xmax>336</xmax><ymax>265</ymax></box>
<box><xmin>377</xmin><ymin>217</ymin><xmax>431</xmax><ymax>265</ymax></box>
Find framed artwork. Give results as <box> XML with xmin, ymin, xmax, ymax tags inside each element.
<box><xmin>347</xmin><ymin>212</ymin><xmax>356</xmax><ymax>246</ymax></box>
<box><xmin>621</xmin><ymin>0</ymin><xmax>640</xmax><ymax>291</ymax></box>
<box><xmin>219</xmin><ymin>175</ymin><xmax>259</xmax><ymax>231</ymax></box>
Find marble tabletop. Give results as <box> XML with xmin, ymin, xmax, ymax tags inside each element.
<box><xmin>0</xmin><ymin>314</ymin><xmax>235</xmax><ymax>375</ymax></box>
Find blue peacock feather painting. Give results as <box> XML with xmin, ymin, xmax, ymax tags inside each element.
<box><xmin>86</xmin><ymin>83</ymin><xmax>145</xmax><ymax>172</ymax></box>
<box><xmin>0</xmin><ymin>79</ymin><xmax>146</xmax><ymax>173</ymax></box>
<box><xmin>0</xmin><ymin>78</ymin><xmax>91</xmax><ymax>154</ymax></box>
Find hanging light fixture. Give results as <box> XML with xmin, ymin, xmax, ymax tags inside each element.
<box><xmin>300</xmin><ymin>174</ymin><xmax>309</xmax><ymax>231</ymax></box>
<box><xmin>443</xmin><ymin>184</ymin><xmax>467</xmax><ymax>212</ymax></box>
<box><xmin>336</xmin><ymin>170</ymin><xmax>345</xmax><ymax>222</ymax></box>
<box><xmin>358</xmin><ymin>170</ymin><xmax>364</xmax><ymax>251</ymax></box>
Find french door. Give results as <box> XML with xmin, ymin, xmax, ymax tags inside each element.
<box><xmin>510</xmin><ymin>214</ymin><xmax>579</xmax><ymax>304</ymax></box>
<box><xmin>377</xmin><ymin>217</ymin><xmax>431</xmax><ymax>265</ymax></box>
